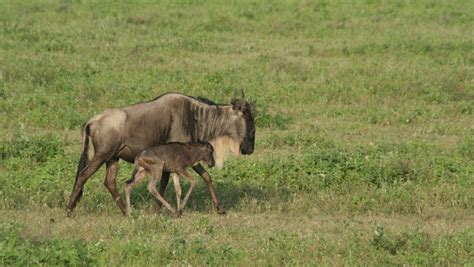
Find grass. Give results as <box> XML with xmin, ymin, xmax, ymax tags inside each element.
<box><xmin>1</xmin><ymin>208</ymin><xmax>472</xmax><ymax>265</ymax></box>
<box><xmin>1</xmin><ymin>0</ymin><xmax>473</xmax><ymax>265</ymax></box>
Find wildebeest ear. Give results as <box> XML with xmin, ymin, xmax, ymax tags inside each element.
<box><xmin>240</xmin><ymin>88</ymin><xmax>245</xmax><ymax>99</ymax></box>
<box><xmin>231</xmin><ymin>99</ymin><xmax>240</xmax><ymax>110</ymax></box>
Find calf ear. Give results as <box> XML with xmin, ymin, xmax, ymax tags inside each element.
<box><xmin>207</xmin><ymin>143</ymin><xmax>214</xmax><ymax>152</ymax></box>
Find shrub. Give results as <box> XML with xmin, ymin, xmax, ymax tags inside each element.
<box><xmin>0</xmin><ymin>133</ymin><xmax>64</xmax><ymax>163</ymax></box>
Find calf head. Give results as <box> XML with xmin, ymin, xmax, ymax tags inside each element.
<box><xmin>195</xmin><ymin>141</ymin><xmax>215</xmax><ymax>168</ymax></box>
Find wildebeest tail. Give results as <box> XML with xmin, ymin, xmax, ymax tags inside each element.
<box><xmin>73</xmin><ymin>124</ymin><xmax>90</xmax><ymax>193</ymax></box>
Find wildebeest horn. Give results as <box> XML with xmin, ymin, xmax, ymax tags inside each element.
<box><xmin>240</xmin><ymin>88</ymin><xmax>245</xmax><ymax>99</ymax></box>
<box><xmin>232</xmin><ymin>88</ymin><xmax>237</xmax><ymax>100</ymax></box>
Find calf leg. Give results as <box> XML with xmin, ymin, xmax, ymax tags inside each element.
<box><xmin>124</xmin><ymin>167</ymin><xmax>147</xmax><ymax>216</ymax></box>
<box><xmin>147</xmin><ymin>163</ymin><xmax>176</xmax><ymax>214</ymax></box>
<box><xmin>67</xmin><ymin>158</ymin><xmax>104</xmax><ymax>216</ymax></box>
<box><xmin>177</xmin><ymin>170</ymin><xmax>197</xmax><ymax>213</ymax></box>
<box><xmin>192</xmin><ymin>164</ymin><xmax>226</xmax><ymax>214</ymax></box>
<box><xmin>104</xmin><ymin>159</ymin><xmax>127</xmax><ymax>216</ymax></box>
<box><xmin>154</xmin><ymin>171</ymin><xmax>170</xmax><ymax>214</ymax></box>
<box><xmin>171</xmin><ymin>174</ymin><xmax>182</xmax><ymax>212</ymax></box>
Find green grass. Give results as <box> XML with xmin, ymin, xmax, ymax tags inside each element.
<box><xmin>1</xmin><ymin>0</ymin><xmax>473</xmax><ymax>265</ymax></box>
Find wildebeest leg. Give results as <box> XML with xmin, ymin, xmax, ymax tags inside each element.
<box><xmin>154</xmin><ymin>171</ymin><xmax>170</xmax><ymax>214</ymax></box>
<box><xmin>104</xmin><ymin>159</ymin><xmax>127</xmax><ymax>216</ymax></box>
<box><xmin>192</xmin><ymin>164</ymin><xmax>226</xmax><ymax>214</ymax></box>
<box><xmin>124</xmin><ymin>167</ymin><xmax>147</xmax><ymax>216</ymax></box>
<box><xmin>177</xmin><ymin>170</ymin><xmax>197</xmax><ymax>213</ymax></box>
<box><xmin>148</xmin><ymin>163</ymin><xmax>176</xmax><ymax>213</ymax></box>
<box><xmin>67</xmin><ymin>159</ymin><xmax>104</xmax><ymax>216</ymax></box>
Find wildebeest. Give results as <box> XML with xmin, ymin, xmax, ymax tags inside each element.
<box><xmin>67</xmin><ymin>91</ymin><xmax>255</xmax><ymax>216</ymax></box>
<box><xmin>125</xmin><ymin>142</ymin><xmax>215</xmax><ymax>217</ymax></box>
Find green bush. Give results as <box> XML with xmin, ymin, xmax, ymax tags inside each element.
<box><xmin>254</xmin><ymin>102</ymin><xmax>293</xmax><ymax>130</ymax></box>
<box><xmin>0</xmin><ymin>222</ymin><xmax>99</xmax><ymax>265</ymax></box>
<box><xmin>371</xmin><ymin>226</ymin><xmax>473</xmax><ymax>265</ymax></box>
<box><xmin>0</xmin><ymin>133</ymin><xmax>64</xmax><ymax>163</ymax></box>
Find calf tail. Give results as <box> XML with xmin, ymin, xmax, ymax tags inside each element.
<box><xmin>73</xmin><ymin>124</ymin><xmax>90</xmax><ymax>198</ymax></box>
<box><xmin>125</xmin><ymin>160</ymin><xmax>139</xmax><ymax>185</ymax></box>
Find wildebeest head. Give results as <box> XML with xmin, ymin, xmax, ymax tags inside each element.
<box><xmin>196</xmin><ymin>90</ymin><xmax>255</xmax><ymax>169</ymax></box>
<box><xmin>230</xmin><ymin>89</ymin><xmax>255</xmax><ymax>155</ymax></box>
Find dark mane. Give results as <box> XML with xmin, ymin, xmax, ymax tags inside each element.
<box><xmin>148</xmin><ymin>92</ymin><xmax>224</xmax><ymax>106</ymax></box>
<box><xmin>194</xmin><ymin>96</ymin><xmax>217</xmax><ymax>105</ymax></box>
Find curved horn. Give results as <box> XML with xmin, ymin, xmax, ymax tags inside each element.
<box><xmin>240</xmin><ymin>88</ymin><xmax>245</xmax><ymax>99</ymax></box>
<box><xmin>232</xmin><ymin>88</ymin><xmax>237</xmax><ymax>100</ymax></box>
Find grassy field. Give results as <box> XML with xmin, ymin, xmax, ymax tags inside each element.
<box><xmin>1</xmin><ymin>0</ymin><xmax>473</xmax><ymax>265</ymax></box>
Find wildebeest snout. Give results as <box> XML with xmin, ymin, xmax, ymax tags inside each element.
<box><xmin>240</xmin><ymin>142</ymin><xmax>254</xmax><ymax>155</ymax></box>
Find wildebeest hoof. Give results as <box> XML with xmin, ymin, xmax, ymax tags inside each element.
<box><xmin>217</xmin><ymin>206</ymin><xmax>226</xmax><ymax>215</ymax></box>
<box><xmin>66</xmin><ymin>209</ymin><xmax>73</xmax><ymax>217</ymax></box>
<box><xmin>154</xmin><ymin>205</ymin><xmax>163</xmax><ymax>214</ymax></box>
<box><xmin>174</xmin><ymin>210</ymin><xmax>183</xmax><ymax>218</ymax></box>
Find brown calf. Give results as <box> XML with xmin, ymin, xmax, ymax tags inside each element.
<box><xmin>125</xmin><ymin>142</ymin><xmax>215</xmax><ymax>216</ymax></box>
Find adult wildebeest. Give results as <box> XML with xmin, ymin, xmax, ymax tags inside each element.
<box><xmin>125</xmin><ymin>142</ymin><xmax>216</xmax><ymax>217</ymax></box>
<box><xmin>67</xmin><ymin>91</ymin><xmax>255</xmax><ymax>216</ymax></box>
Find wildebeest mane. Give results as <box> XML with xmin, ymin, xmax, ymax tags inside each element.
<box><xmin>148</xmin><ymin>92</ymin><xmax>222</xmax><ymax>106</ymax></box>
<box><xmin>181</xmin><ymin>98</ymin><xmax>230</xmax><ymax>142</ymax></box>
<box><xmin>195</xmin><ymin>96</ymin><xmax>217</xmax><ymax>105</ymax></box>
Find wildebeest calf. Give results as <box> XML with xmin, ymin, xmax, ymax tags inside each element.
<box><xmin>125</xmin><ymin>142</ymin><xmax>215</xmax><ymax>216</ymax></box>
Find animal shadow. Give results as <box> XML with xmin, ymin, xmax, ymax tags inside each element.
<box><xmin>125</xmin><ymin>179</ymin><xmax>290</xmax><ymax>213</ymax></box>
